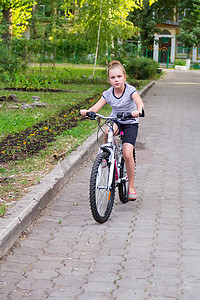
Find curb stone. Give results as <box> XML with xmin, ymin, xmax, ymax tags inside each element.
<box><xmin>0</xmin><ymin>80</ymin><xmax>155</xmax><ymax>257</ymax></box>
<box><xmin>139</xmin><ymin>80</ymin><xmax>155</xmax><ymax>97</ymax></box>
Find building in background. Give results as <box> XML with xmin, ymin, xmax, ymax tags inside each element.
<box><xmin>152</xmin><ymin>20</ymin><xmax>200</xmax><ymax>65</ymax></box>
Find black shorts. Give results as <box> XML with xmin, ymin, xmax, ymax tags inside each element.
<box><xmin>114</xmin><ymin>121</ymin><xmax>138</xmax><ymax>147</ymax></box>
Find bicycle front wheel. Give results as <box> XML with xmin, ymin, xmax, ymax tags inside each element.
<box><xmin>89</xmin><ymin>152</ymin><xmax>115</xmax><ymax>223</ymax></box>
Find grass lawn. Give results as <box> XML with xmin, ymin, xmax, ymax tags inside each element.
<box><xmin>0</xmin><ymin>104</ymin><xmax>111</xmax><ymax>216</ymax></box>
<box><xmin>0</xmin><ymin>64</ymin><xmax>107</xmax><ymax>90</ymax></box>
<box><xmin>27</xmin><ymin>63</ymin><xmax>107</xmax><ymax>78</ymax></box>
<box><xmin>0</xmin><ymin>83</ymin><xmax>108</xmax><ymax>138</ymax></box>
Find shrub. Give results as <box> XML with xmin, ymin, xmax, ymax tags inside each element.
<box><xmin>10</xmin><ymin>38</ymin><xmax>28</xmax><ymax>59</ymax></box>
<box><xmin>109</xmin><ymin>42</ymin><xmax>139</xmax><ymax>65</ymax></box>
<box><xmin>192</xmin><ymin>62</ymin><xmax>200</xmax><ymax>70</ymax></box>
<box><xmin>0</xmin><ymin>41</ymin><xmax>27</xmax><ymax>75</ymax></box>
<box><xmin>125</xmin><ymin>57</ymin><xmax>160</xmax><ymax>79</ymax></box>
<box><xmin>172</xmin><ymin>59</ymin><xmax>186</xmax><ymax>68</ymax></box>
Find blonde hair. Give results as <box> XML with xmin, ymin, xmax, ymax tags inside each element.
<box><xmin>107</xmin><ymin>60</ymin><xmax>126</xmax><ymax>77</ymax></box>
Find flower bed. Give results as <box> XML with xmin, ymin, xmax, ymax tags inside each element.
<box><xmin>0</xmin><ymin>95</ymin><xmax>100</xmax><ymax>163</ymax></box>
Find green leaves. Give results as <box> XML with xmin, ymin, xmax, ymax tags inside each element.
<box><xmin>178</xmin><ymin>0</ymin><xmax>200</xmax><ymax>47</ymax></box>
<box><xmin>77</xmin><ymin>0</ymin><xmax>138</xmax><ymax>41</ymax></box>
<box><xmin>0</xmin><ymin>0</ymin><xmax>36</xmax><ymax>38</ymax></box>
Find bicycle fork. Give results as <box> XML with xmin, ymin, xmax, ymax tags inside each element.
<box><xmin>108</xmin><ymin>151</ymin><xmax>115</xmax><ymax>190</ymax></box>
<box><xmin>98</xmin><ymin>145</ymin><xmax>115</xmax><ymax>191</ymax></box>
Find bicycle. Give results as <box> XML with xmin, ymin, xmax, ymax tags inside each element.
<box><xmin>85</xmin><ymin>110</ymin><xmax>144</xmax><ymax>223</ymax></box>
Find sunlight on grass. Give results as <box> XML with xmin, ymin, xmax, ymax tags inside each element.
<box><xmin>0</xmin><ymin>84</ymin><xmax>109</xmax><ymax>137</ymax></box>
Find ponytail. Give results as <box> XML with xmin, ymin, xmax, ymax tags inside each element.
<box><xmin>107</xmin><ymin>60</ymin><xmax>126</xmax><ymax>77</ymax></box>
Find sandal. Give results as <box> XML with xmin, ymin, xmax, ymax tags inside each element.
<box><xmin>128</xmin><ymin>190</ymin><xmax>138</xmax><ymax>201</ymax></box>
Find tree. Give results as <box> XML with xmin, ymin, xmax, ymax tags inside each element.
<box><xmin>128</xmin><ymin>0</ymin><xmax>178</xmax><ymax>46</ymax></box>
<box><xmin>128</xmin><ymin>0</ymin><xmax>200</xmax><ymax>51</ymax></box>
<box><xmin>178</xmin><ymin>0</ymin><xmax>200</xmax><ymax>49</ymax></box>
<box><xmin>64</xmin><ymin>0</ymin><xmax>158</xmax><ymax>73</ymax></box>
<box><xmin>0</xmin><ymin>0</ymin><xmax>36</xmax><ymax>40</ymax></box>
<box><xmin>71</xmin><ymin>0</ymin><xmax>143</xmax><ymax>42</ymax></box>
<box><xmin>30</xmin><ymin>0</ymin><xmax>70</xmax><ymax>65</ymax></box>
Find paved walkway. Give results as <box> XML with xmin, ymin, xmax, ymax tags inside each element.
<box><xmin>0</xmin><ymin>70</ymin><xmax>200</xmax><ymax>299</ymax></box>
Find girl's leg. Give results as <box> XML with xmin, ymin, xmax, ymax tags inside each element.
<box><xmin>123</xmin><ymin>143</ymin><xmax>136</xmax><ymax>193</ymax></box>
<box><xmin>104</xmin><ymin>123</ymin><xmax>119</xmax><ymax>143</ymax></box>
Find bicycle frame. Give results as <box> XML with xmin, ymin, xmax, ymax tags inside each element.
<box><xmin>98</xmin><ymin>120</ymin><xmax>126</xmax><ymax>190</ymax></box>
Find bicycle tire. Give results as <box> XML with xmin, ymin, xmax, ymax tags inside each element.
<box><xmin>89</xmin><ymin>152</ymin><xmax>115</xmax><ymax>223</ymax></box>
<box><xmin>133</xmin><ymin>148</ymin><xmax>136</xmax><ymax>164</ymax></box>
<box><xmin>118</xmin><ymin>157</ymin><xmax>129</xmax><ymax>203</ymax></box>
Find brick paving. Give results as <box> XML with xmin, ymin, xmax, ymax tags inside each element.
<box><xmin>0</xmin><ymin>69</ymin><xmax>200</xmax><ymax>299</ymax></box>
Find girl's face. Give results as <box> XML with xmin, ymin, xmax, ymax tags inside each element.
<box><xmin>108</xmin><ymin>67</ymin><xmax>126</xmax><ymax>90</ymax></box>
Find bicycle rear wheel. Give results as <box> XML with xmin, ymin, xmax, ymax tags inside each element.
<box><xmin>89</xmin><ymin>152</ymin><xmax>115</xmax><ymax>223</ymax></box>
<box><xmin>118</xmin><ymin>157</ymin><xmax>129</xmax><ymax>203</ymax></box>
<box><xmin>118</xmin><ymin>148</ymin><xmax>136</xmax><ymax>203</ymax></box>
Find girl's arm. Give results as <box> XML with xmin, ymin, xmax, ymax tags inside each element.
<box><xmin>131</xmin><ymin>91</ymin><xmax>144</xmax><ymax>118</ymax></box>
<box><xmin>80</xmin><ymin>96</ymin><xmax>107</xmax><ymax>117</ymax></box>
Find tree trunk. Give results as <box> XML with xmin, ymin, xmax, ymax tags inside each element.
<box><xmin>92</xmin><ymin>19</ymin><xmax>102</xmax><ymax>77</ymax></box>
<box><xmin>106</xmin><ymin>39</ymin><xmax>109</xmax><ymax>66</ymax></box>
<box><xmin>52</xmin><ymin>1</ymin><xmax>57</xmax><ymax>16</ymax></box>
<box><xmin>53</xmin><ymin>41</ymin><xmax>56</xmax><ymax>68</ymax></box>
<box><xmin>93</xmin><ymin>0</ymin><xmax>103</xmax><ymax>77</ymax></box>
<box><xmin>2</xmin><ymin>8</ymin><xmax>12</xmax><ymax>41</ymax></box>
<box><xmin>31</xmin><ymin>4</ymin><xmax>37</xmax><ymax>39</ymax></box>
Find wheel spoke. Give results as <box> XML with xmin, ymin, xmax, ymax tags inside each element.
<box><xmin>89</xmin><ymin>152</ymin><xmax>115</xmax><ymax>223</ymax></box>
<box><xmin>96</xmin><ymin>164</ymin><xmax>110</xmax><ymax>215</ymax></box>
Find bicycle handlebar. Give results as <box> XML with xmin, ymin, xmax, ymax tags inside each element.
<box><xmin>86</xmin><ymin>108</ymin><xmax>145</xmax><ymax>121</ymax></box>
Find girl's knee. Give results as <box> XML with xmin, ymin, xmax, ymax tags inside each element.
<box><xmin>123</xmin><ymin>146</ymin><xmax>135</xmax><ymax>161</ymax></box>
<box><xmin>123</xmin><ymin>151</ymin><xmax>132</xmax><ymax>161</ymax></box>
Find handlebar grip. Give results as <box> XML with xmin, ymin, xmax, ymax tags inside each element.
<box><xmin>117</xmin><ymin>112</ymin><xmax>132</xmax><ymax>119</ymax></box>
<box><xmin>139</xmin><ymin>108</ymin><xmax>145</xmax><ymax>118</ymax></box>
<box><xmin>117</xmin><ymin>112</ymin><xmax>132</xmax><ymax>120</ymax></box>
<box><xmin>86</xmin><ymin>111</ymin><xmax>96</xmax><ymax>119</ymax></box>
<box><xmin>116</xmin><ymin>112</ymin><xmax>122</xmax><ymax>118</ymax></box>
<box><xmin>117</xmin><ymin>110</ymin><xmax>145</xmax><ymax>120</ymax></box>
<box><xmin>123</xmin><ymin>112</ymin><xmax>132</xmax><ymax>118</ymax></box>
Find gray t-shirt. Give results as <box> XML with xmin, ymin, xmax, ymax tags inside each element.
<box><xmin>102</xmin><ymin>83</ymin><xmax>138</xmax><ymax>124</ymax></box>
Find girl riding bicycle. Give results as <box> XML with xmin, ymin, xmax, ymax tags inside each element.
<box><xmin>80</xmin><ymin>60</ymin><xmax>144</xmax><ymax>200</ymax></box>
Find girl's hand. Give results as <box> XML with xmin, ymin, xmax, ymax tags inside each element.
<box><xmin>80</xmin><ymin>109</ymin><xmax>89</xmax><ymax>117</ymax></box>
<box><xmin>131</xmin><ymin>110</ymin><xmax>140</xmax><ymax>118</ymax></box>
